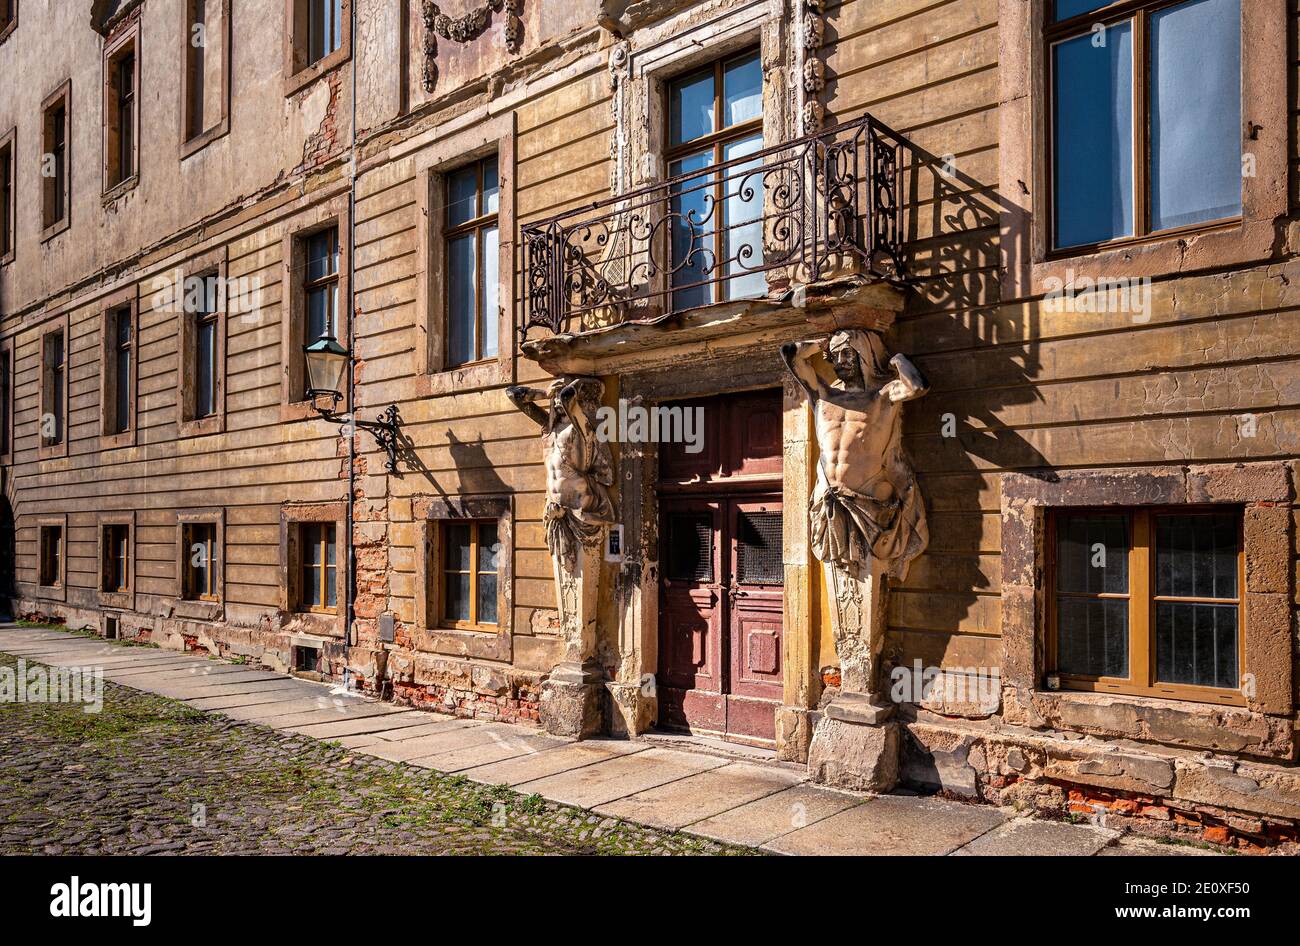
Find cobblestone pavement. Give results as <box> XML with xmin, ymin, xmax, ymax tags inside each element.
<box><xmin>0</xmin><ymin>651</ymin><xmax>748</xmax><ymax>855</ymax></box>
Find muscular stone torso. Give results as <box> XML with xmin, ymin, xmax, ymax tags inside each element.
<box><xmin>543</xmin><ymin>423</ymin><xmax>591</xmax><ymax>513</ymax></box>
<box><xmin>815</xmin><ymin>390</ymin><xmax>902</xmax><ymax>502</ymax></box>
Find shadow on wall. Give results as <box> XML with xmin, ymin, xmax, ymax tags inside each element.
<box><xmin>881</xmin><ymin>130</ymin><xmax>1051</xmax><ymax>700</ymax></box>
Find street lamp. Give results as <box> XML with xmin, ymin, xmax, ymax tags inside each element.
<box><xmin>303</xmin><ymin>334</ymin><xmax>404</xmax><ymax>474</ymax></box>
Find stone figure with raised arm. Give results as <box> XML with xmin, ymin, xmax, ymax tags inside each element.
<box><xmin>781</xmin><ymin>327</ymin><xmax>928</xmax><ymax>728</ymax></box>
<box><xmin>506</xmin><ymin>376</ymin><xmax>616</xmax><ymax>569</ymax></box>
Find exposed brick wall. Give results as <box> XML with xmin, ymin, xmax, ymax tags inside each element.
<box><xmin>392</xmin><ymin>680</ymin><xmax>541</xmax><ymax>726</ymax></box>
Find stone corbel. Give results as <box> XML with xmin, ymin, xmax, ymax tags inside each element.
<box><xmin>421</xmin><ymin>0</ymin><xmax>524</xmax><ymax>95</ymax></box>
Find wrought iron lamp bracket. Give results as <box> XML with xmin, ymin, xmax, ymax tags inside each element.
<box><xmin>308</xmin><ymin>394</ymin><xmax>404</xmax><ymax>474</ymax></box>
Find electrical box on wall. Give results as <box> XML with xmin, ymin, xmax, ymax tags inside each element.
<box><xmin>379</xmin><ymin>612</ymin><xmax>395</xmax><ymax>644</ymax></box>
<box><xmin>605</xmin><ymin>524</ymin><xmax>624</xmax><ymax>563</ymax></box>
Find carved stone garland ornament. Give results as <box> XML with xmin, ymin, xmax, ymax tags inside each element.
<box><xmin>421</xmin><ymin>0</ymin><xmax>524</xmax><ymax>94</ymax></box>
<box><xmin>801</xmin><ymin>0</ymin><xmax>827</xmax><ymax>134</ymax></box>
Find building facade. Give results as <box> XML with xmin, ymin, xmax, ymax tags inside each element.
<box><xmin>1</xmin><ymin>0</ymin><xmax>1297</xmax><ymax>847</ymax></box>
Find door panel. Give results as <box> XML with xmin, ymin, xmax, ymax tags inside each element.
<box><xmin>657</xmin><ymin>501</ymin><xmax>725</xmax><ymax>735</ymax></box>
<box><xmin>657</xmin><ymin>493</ymin><xmax>784</xmax><ymax>744</ymax></box>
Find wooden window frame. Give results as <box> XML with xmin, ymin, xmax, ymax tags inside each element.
<box><xmin>283</xmin><ymin>0</ymin><xmax>352</xmax><ymax>98</ymax></box>
<box><xmin>298</xmin><ymin>521</ymin><xmax>338</xmax><ymax>614</ymax></box>
<box><xmin>179</xmin><ymin>0</ymin><xmax>233</xmax><ymax>158</ymax></box>
<box><xmin>0</xmin><ymin>1</ymin><xmax>18</xmax><ymax>47</ymax></box>
<box><xmin>443</xmin><ymin>156</ymin><xmax>500</xmax><ymax>370</ymax></box>
<box><xmin>0</xmin><ymin>336</ymin><xmax>12</xmax><ymax>465</ymax></box>
<box><xmin>413</xmin><ymin>495</ymin><xmax>513</xmax><ymax>661</ymax></box>
<box><xmin>999</xmin><ymin>0</ymin><xmax>1286</xmax><ymax>297</ymax></box>
<box><xmin>436</xmin><ymin>519</ymin><xmax>500</xmax><ymax>631</ymax></box>
<box><xmin>1043</xmin><ymin>0</ymin><xmax>1243</xmax><ymax>258</ymax></box>
<box><xmin>102</xmin><ymin>23</ymin><xmax>140</xmax><ymax>198</ymax></box>
<box><xmin>175</xmin><ymin>508</ymin><xmax>224</xmax><ymax>619</ymax></box>
<box><xmin>99</xmin><ymin>287</ymin><xmax>138</xmax><ymax>449</ymax></box>
<box><xmin>35</xmin><ymin>515</ymin><xmax>66</xmax><ymax>600</ymax></box>
<box><xmin>281</xmin><ymin>201</ymin><xmax>350</xmax><ymax>420</ymax></box>
<box><xmin>414</xmin><ymin>111</ymin><xmax>515</xmax><ymax>396</ymax></box>
<box><xmin>37</xmin><ymin>315</ymin><xmax>69</xmax><ymax>460</ymax></box>
<box><xmin>1046</xmin><ymin>506</ymin><xmax>1245</xmax><ymax>706</ymax></box>
<box><xmin>0</xmin><ymin>126</ymin><xmax>14</xmax><ymax>266</ymax></box>
<box><xmin>662</xmin><ymin>47</ymin><xmax>763</xmax><ymax>306</ymax></box>
<box><xmin>97</xmin><ymin>512</ymin><xmax>135</xmax><ymax>609</ymax></box>
<box><xmin>40</xmin><ymin>80</ymin><xmax>71</xmax><ymax>241</ymax></box>
<box><xmin>177</xmin><ymin>249</ymin><xmax>228</xmax><ymax>437</ymax></box>
<box><xmin>279</xmin><ymin>502</ymin><xmax>347</xmax><ymax>638</ymax></box>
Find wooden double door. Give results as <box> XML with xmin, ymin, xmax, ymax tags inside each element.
<box><xmin>657</xmin><ymin>493</ymin><xmax>785</xmax><ymax>744</ymax></box>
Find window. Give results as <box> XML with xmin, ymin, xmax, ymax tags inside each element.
<box><xmin>182</xmin><ymin>522</ymin><xmax>218</xmax><ymax>600</ymax></box>
<box><xmin>0</xmin><ymin>0</ymin><xmax>15</xmax><ymax>40</ymax></box>
<box><xmin>41</xmin><ymin>329</ymin><xmax>65</xmax><ymax>447</ymax></box>
<box><xmin>1048</xmin><ymin>0</ymin><xmax>1241</xmax><ymax>251</ymax></box>
<box><xmin>194</xmin><ymin>274</ymin><xmax>219</xmax><ymax>419</ymax></box>
<box><xmin>445</xmin><ymin>156</ymin><xmax>499</xmax><ymax>367</ymax></box>
<box><xmin>305</xmin><ymin>227</ymin><xmax>339</xmax><ymax>357</ymax></box>
<box><xmin>298</xmin><ymin>522</ymin><xmax>337</xmax><ymax>612</ymax></box>
<box><xmin>285</xmin><ymin>0</ymin><xmax>351</xmax><ymax>95</ymax></box>
<box><xmin>1048</xmin><ymin>508</ymin><xmax>1242</xmax><ymax>703</ymax></box>
<box><xmin>666</xmin><ymin>48</ymin><xmax>764</xmax><ymax>308</ymax></box>
<box><xmin>102</xmin><ymin>524</ymin><xmax>130</xmax><ymax>593</ymax></box>
<box><xmin>182</xmin><ymin>0</ymin><xmax>231</xmax><ymax>150</ymax></box>
<box><xmin>440</xmin><ymin>520</ymin><xmax>499</xmax><ymax>628</ymax></box>
<box><xmin>0</xmin><ymin>128</ymin><xmax>13</xmax><ymax>263</ymax></box>
<box><xmin>307</xmin><ymin>0</ymin><xmax>343</xmax><ymax>65</ymax></box>
<box><xmin>106</xmin><ymin>306</ymin><xmax>133</xmax><ymax>435</ymax></box>
<box><xmin>41</xmin><ymin>83</ymin><xmax>70</xmax><ymax>234</ymax></box>
<box><xmin>104</xmin><ymin>32</ymin><xmax>139</xmax><ymax>191</ymax></box>
<box><xmin>39</xmin><ymin>525</ymin><xmax>62</xmax><ymax>587</ymax></box>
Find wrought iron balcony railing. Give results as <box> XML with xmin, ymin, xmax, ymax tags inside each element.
<box><xmin>520</xmin><ymin>113</ymin><xmax>907</xmax><ymax>340</ymax></box>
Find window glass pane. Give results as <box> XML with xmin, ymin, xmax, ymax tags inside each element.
<box><xmin>325</xmin><ymin>562</ymin><xmax>336</xmax><ymax>608</ymax></box>
<box><xmin>447</xmin><ymin>165</ymin><xmax>479</xmax><ymax>228</ymax></box>
<box><xmin>669</xmin><ymin>68</ymin><xmax>715</xmax><ymax>147</ymax></box>
<box><xmin>307</xmin><ymin>287</ymin><xmax>333</xmax><ymax>343</ymax></box>
<box><xmin>1155</xmin><ymin>512</ymin><xmax>1237</xmax><ymax>599</ymax></box>
<box><xmin>481</xmin><ymin>225</ymin><xmax>499</xmax><ymax>359</ymax></box>
<box><xmin>444</xmin><ymin>573</ymin><xmax>471</xmax><ymax>623</ymax></box>
<box><xmin>669</xmin><ymin>150</ymin><xmax>715</xmax><ymax>310</ymax></box>
<box><xmin>1052</xmin><ymin>23</ymin><xmax>1134</xmax><ymax>248</ymax></box>
<box><xmin>304</xmin><ymin>525</ymin><xmax>322</xmax><ymax>566</ymax></box>
<box><xmin>196</xmin><ymin>319</ymin><xmax>215</xmax><ymax>417</ymax></box>
<box><xmin>1155</xmin><ymin>601</ymin><xmax>1238</xmax><ymax>689</ymax></box>
<box><xmin>1054</xmin><ymin>0</ymin><xmax>1115</xmax><ymax>21</ymax></box>
<box><xmin>477</xmin><ymin>574</ymin><xmax>498</xmax><ymax>625</ymax></box>
<box><xmin>448</xmin><ymin>233</ymin><xmax>477</xmax><ymax>366</ymax></box>
<box><xmin>445</xmin><ymin>523</ymin><xmax>472</xmax><ymax>572</ymax></box>
<box><xmin>722</xmin><ymin>53</ymin><xmax>762</xmax><ymax>128</ymax></box>
<box><xmin>482</xmin><ymin>157</ymin><xmax>499</xmax><ymax>216</ymax></box>
<box><xmin>306</xmin><ymin>229</ymin><xmax>337</xmax><ymax>282</ymax></box>
<box><xmin>1056</xmin><ymin>513</ymin><xmax>1128</xmax><ymax>594</ymax></box>
<box><xmin>1149</xmin><ymin>0</ymin><xmax>1241</xmax><ymax>231</ymax></box>
<box><xmin>1057</xmin><ymin>597</ymin><xmax>1129</xmax><ymax>678</ymax></box>
<box><xmin>304</xmin><ymin>561</ymin><xmax>322</xmax><ymax>608</ymax></box>
<box><xmin>722</xmin><ymin>133</ymin><xmax>765</xmax><ymax>300</ymax></box>
<box><xmin>478</xmin><ymin>522</ymin><xmax>499</xmax><ymax>572</ymax></box>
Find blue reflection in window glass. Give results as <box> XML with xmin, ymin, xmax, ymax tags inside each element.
<box><xmin>1150</xmin><ymin>0</ymin><xmax>1241</xmax><ymax>232</ymax></box>
<box><xmin>1052</xmin><ymin>23</ymin><xmax>1134</xmax><ymax>249</ymax></box>
<box><xmin>723</xmin><ymin>53</ymin><xmax>762</xmax><ymax>129</ymax></box>
<box><xmin>1054</xmin><ymin>0</ymin><xmax>1113</xmax><ymax>21</ymax></box>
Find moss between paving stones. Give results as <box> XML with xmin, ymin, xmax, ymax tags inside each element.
<box><xmin>0</xmin><ymin>650</ymin><xmax>757</xmax><ymax>856</ymax></box>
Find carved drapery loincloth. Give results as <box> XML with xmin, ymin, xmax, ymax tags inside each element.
<box><xmin>810</xmin><ymin>466</ymin><xmax>927</xmax><ymax>580</ymax></box>
<box><xmin>544</xmin><ymin>501</ymin><xmax>605</xmax><ymax>571</ymax></box>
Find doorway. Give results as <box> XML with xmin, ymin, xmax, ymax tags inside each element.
<box><xmin>655</xmin><ymin>389</ymin><xmax>784</xmax><ymax>745</ymax></box>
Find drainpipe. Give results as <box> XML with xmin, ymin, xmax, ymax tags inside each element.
<box><xmin>344</xmin><ymin>5</ymin><xmax>359</xmax><ymax>664</ymax></box>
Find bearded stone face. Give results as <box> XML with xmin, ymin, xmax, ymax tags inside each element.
<box><xmin>828</xmin><ymin>338</ymin><xmax>865</xmax><ymax>387</ymax></box>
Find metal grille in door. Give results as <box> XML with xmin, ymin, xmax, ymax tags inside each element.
<box><xmin>737</xmin><ymin>511</ymin><xmax>783</xmax><ymax>584</ymax></box>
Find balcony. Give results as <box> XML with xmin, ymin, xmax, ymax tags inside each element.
<box><xmin>518</xmin><ymin>113</ymin><xmax>910</xmax><ymax>368</ymax></box>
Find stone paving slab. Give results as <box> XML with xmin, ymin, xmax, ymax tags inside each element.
<box><xmin>951</xmin><ymin>817</ymin><xmax>1118</xmax><ymax>856</ymax></box>
<box><xmin>460</xmin><ymin>739</ymin><xmax>647</xmax><ymax>787</ymax></box>
<box><xmin>235</xmin><ymin>702</ymin><xmax>401</xmax><ymax>729</ymax></box>
<box><xmin>287</xmin><ymin>711</ymin><xmax>433</xmax><ymax>739</ymax></box>
<box><xmin>764</xmin><ymin>794</ymin><xmax>1006</xmax><ymax>856</ymax></box>
<box><xmin>1098</xmin><ymin>837</ymin><xmax>1223</xmax><ymax>856</ymax></box>
<box><xmin>358</xmin><ymin>722</ymin><xmax>496</xmax><ymax>762</ymax></box>
<box><xmin>365</xmin><ymin>719</ymin><xmax>474</xmax><ymax>741</ymax></box>
<box><xmin>183</xmin><ymin>688</ymin><xmax>321</xmax><ymax>711</ymax></box>
<box><xmin>685</xmin><ymin>783</ymin><xmax>862</xmax><ymax>847</ymax></box>
<box><xmin>215</xmin><ymin>698</ymin><xmax>361</xmax><ymax>722</ymax></box>
<box><xmin>518</xmin><ymin>747</ymin><xmax>730</xmax><ymax>809</ymax></box>
<box><xmin>594</xmin><ymin>762</ymin><xmax>803</xmax><ymax>831</ymax></box>
<box><xmin>407</xmin><ymin>730</ymin><xmax>566</xmax><ymax>773</ymax></box>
